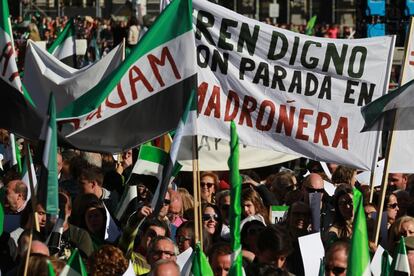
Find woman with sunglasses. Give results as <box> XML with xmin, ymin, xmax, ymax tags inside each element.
<box><xmin>386</xmin><ymin>193</ymin><xmax>400</xmax><ymax>229</ymax></box>
<box><xmin>324</xmin><ymin>184</ymin><xmax>354</xmax><ymax>247</ymax></box>
<box><xmin>200</xmin><ymin>172</ymin><xmax>219</xmax><ymax>204</ymax></box>
<box><xmin>201</xmin><ymin>203</ymin><xmax>223</xmax><ymax>246</ymax></box>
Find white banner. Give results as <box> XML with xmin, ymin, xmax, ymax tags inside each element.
<box><xmin>192</xmin><ymin>0</ymin><xmax>394</xmax><ymax>170</ymax></box>
<box><xmin>388</xmin><ymin>18</ymin><xmax>414</xmax><ymax>173</ymax></box>
<box><xmin>177</xmin><ymin>135</ymin><xmax>298</xmax><ymax>171</ymax></box>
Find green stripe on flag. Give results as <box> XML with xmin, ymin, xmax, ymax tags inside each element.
<box><xmin>48</xmin><ymin>19</ymin><xmax>75</xmax><ymax>54</ymax></box>
<box><xmin>58</xmin><ymin>0</ymin><xmax>193</xmax><ymax>119</ymax></box>
<box><xmin>347</xmin><ymin>188</ymin><xmax>370</xmax><ymax>276</ymax></box>
<box><xmin>0</xmin><ymin>1</ymin><xmax>11</xmax><ymax>34</ymax></box>
<box><xmin>271</xmin><ymin>206</ymin><xmax>290</xmax><ymax>212</ymax></box>
<box><xmin>391</xmin><ymin>236</ymin><xmax>410</xmax><ymax>275</ymax></box>
<box><xmin>138</xmin><ymin>145</ymin><xmax>168</xmax><ymax>165</ymax></box>
<box><xmin>228</xmin><ymin>121</ymin><xmax>243</xmax><ymax>276</ymax></box>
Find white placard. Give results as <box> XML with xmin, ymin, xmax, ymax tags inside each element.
<box><xmin>298</xmin><ymin>232</ymin><xmax>325</xmax><ymax>276</ymax></box>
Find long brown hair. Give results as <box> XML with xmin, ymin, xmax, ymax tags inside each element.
<box><xmin>242</xmin><ymin>187</ymin><xmax>270</xmax><ymax>225</ymax></box>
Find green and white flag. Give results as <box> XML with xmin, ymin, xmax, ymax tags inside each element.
<box><xmin>38</xmin><ymin>93</ymin><xmax>59</xmax><ymax>216</ymax></box>
<box><xmin>0</xmin><ymin>0</ymin><xmax>22</xmax><ymax>91</ymax></box>
<box><xmin>347</xmin><ymin>188</ymin><xmax>371</xmax><ymax>276</ymax></box>
<box><xmin>48</xmin><ymin>18</ymin><xmax>77</xmax><ymax>67</ymax></box>
<box><xmin>228</xmin><ymin>121</ymin><xmax>243</xmax><ymax>276</ymax></box>
<box><xmin>391</xmin><ymin>237</ymin><xmax>411</xmax><ymax>275</ymax></box>
<box><xmin>60</xmin><ymin>248</ymin><xmax>87</xmax><ymax>276</ymax></box>
<box><xmin>115</xmin><ymin>144</ymin><xmax>168</xmax><ymax>220</ymax></box>
<box><xmin>305</xmin><ymin>15</ymin><xmax>317</xmax><ymax>35</ymax></box>
<box><xmin>57</xmin><ymin>0</ymin><xmax>197</xmax><ymax>154</ymax></box>
<box><xmin>191</xmin><ymin>244</ymin><xmax>213</xmax><ymax>276</ymax></box>
<box><xmin>22</xmin><ymin>144</ymin><xmax>37</xmax><ymax>201</ymax></box>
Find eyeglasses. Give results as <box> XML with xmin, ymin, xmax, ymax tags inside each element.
<box><xmin>306</xmin><ymin>187</ymin><xmax>324</xmax><ymax>193</ymax></box>
<box><xmin>202</xmin><ymin>214</ymin><xmax>218</xmax><ymax>222</ymax></box>
<box><xmin>176</xmin><ymin>235</ymin><xmax>192</xmax><ymax>244</ymax></box>
<box><xmin>201</xmin><ymin>182</ymin><xmax>214</xmax><ymax>188</ymax></box>
<box><xmin>326</xmin><ymin>266</ymin><xmax>346</xmax><ymax>275</ymax></box>
<box><xmin>153</xmin><ymin>250</ymin><xmax>175</xmax><ymax>257</ymax></box>
<box><xmin>388</xmin><ymin>203</ymin><xmax>398</xmax><ymax>209</ymax></box>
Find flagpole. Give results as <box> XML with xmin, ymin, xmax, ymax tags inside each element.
<box><xmin>191</xmin><ymin>135</ymin><xmax>202</xmax><ymax>249</ymax></box>
<box><xmin>373</xmin><ymin>115</ymin><xmax>395</xmax><ymax>245</ymax></box>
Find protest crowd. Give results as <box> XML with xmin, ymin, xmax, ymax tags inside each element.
<box><xmin>0</xmin><ymin>0</ymin><xmax>412</xmax><ymax>276</ymax></box>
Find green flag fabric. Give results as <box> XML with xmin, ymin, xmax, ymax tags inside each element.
<box><xmin>318</xmin><ymin>258</ymin><xmax>325</xmax><ymax>276</ymax></box>
<box><xmin>38</xmin><ymin>94</ymin><xmax>59</xmax><ymax>216</ymax></box>
<box><xmin>191</xmin><ymin>243</ymin><xmax>214</xmax><ymax>276</ymax></box>
<box><xmin>306</xmin><ymin>15</ymin><xmax>317</xmax><ymax>35</ymax></box>
<box><xmin>347</xmin><ymin>188</ymin><xmax>370</xmax><ymax>276</ymax></box>
<box><xmin>228</xmin><ymin>121</ymin><xmax>243</xmax><ymax>276</ymax></box>
<box><xmin>391</xmin><ymin>237</ymin><xmax>410</xmax><ymax>275</ymax></box>
<box><xmin>60</xmin><ymin>248</ymin><xmax>88</xmax><ymax>276</ymax></box>
<box><xmin>381</xmin><ymin>250</ymin><xmax>391</xmax><ymax>276</ymax></box>
<box><xmin>21</xmin><ymin>144</ymin><xmax>37</xmax><ymax>201</ymax></box>
<box><xmin>47</xmin><ymin>260</ymin><xmax>56</xmax><ymax>276</ymax></box>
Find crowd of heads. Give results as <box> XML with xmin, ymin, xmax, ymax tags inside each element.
<box><xmin>1</xmin><ymin>130</ymin><xmax>414</xmax><ymax>276</ymax></box>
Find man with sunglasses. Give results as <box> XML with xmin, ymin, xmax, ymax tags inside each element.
<box><xmin>302</xmin><ymin>173</ymin><xmax>335</xmax><ymax>233</ymax></box>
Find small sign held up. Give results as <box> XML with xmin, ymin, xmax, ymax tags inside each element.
<box><xmin>269</xmin><ymin>205</ymin><xmax>289</xmax><ymax>224</ymax></box>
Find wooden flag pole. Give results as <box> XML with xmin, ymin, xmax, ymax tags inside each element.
<box><xmin>191</xmin><ymin>135</ymin><xmax>202</xmax><ymax>249</ymax></box>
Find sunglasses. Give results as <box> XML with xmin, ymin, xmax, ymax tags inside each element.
<box><xmin>326</xmin><ymin>266</ymin><xmax>346</xmax><ymax>275</ymax></box>
<box><xmin>388</xmin><ymin>203</ymin><xmax>398</xmax><ymax>209</ymax></box>
<box><xmin>163</xmin><ymin>199</ymin><xmax>171</xmax><ymax>206</ymax></box>
<box><xmin>202</xmin><ymin>214</ymin><xmax>218</xmax><ymax>222</ymax></box>
<box><xmin>201</xmin><ymin>182</ymin><xmax>214</xmax><ymax>188</ymax></box>
<box><xmin>153</xmin><ymin>250</ymin><xmax>175</xmax><ymax>257</ymax></box>
<box><xmin>306</xmin><ymin>187</ymin><xmax>324</xmax><ymax>193</ymax></box>
<box><xmin>176</xmin><ymin>235</ymin><xmax>192</xmax><ymax>244</ymax></box>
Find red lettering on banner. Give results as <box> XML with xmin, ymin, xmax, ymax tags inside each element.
<box><xmin>314</xmin><ymin>112</ymin><xmax>331</xmax><ymax>146</ymax></box>
<box><xmin>332</xmin><ymin>117</ymin><xmax>349</xmax><ymax>149</ymax></box>
<box><xmin>238</xmin><ymin>96</ymin><xmax>257</xmax><ymax>127</ymax></box>
<box><xmin>147</xmin><ymin>46</ymin><xmax>181</xmax><ymax>87</ymax></box>
<box><xmin>296</xmin><ymin>109</ymin><xmax>313</xmax><ymax>141</ymax></box>
<box><xmin>224</xmin><ymin>90</ymin><xmax>240</xmax><ymax>121</ymax></box>
<box><xmin>128</xmin><ymin>65</ymin><xmax>153</xmax><ymax>100</ymax></box>
<box><xmin>0</xmin><ymin>42</ymin><xmax>13</xmax><ymax>77</ymax></box>
<box><xmin>106</xmin><ymin>83</ymin><xmax>127</xmax><ymax>108</ymax></box>
<box><xmin>204</xmin><ymin>85</ymin><xmax>221</xmax><ymax>118</ymax></box>
<box><xmin>276</xmin><ymin>105</ymin><xmax>295</xmax><ymax>136</ymax></box>
<box><xmin>256</xmin><ymin>100</ymin><xmax>275</xmax><ymax>131</ymax></box>
<box><xmin>198</xmin><ymin>82</ymin><xmax>208</xmax><ymax>112</ymax></box>
<box><xmin>86</xmin><ymin>105</ymin><xmax>102</xmax><ymax>121</ymax></box>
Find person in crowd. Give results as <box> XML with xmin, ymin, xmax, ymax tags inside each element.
<box><xmin>78</xmin><ymin>165</ymin><xmax>118</xmax><ymax>215</ymax></box>
<box><xmin>175</xmin><ymin>221</ymin><xmax>194</xmax><ymax>253</ymax></box>
<box><xmin>246</xmin><ymin>225</ymin><xmax>292</xmax><ymax>274</ymax></box>
<box><xmin>240</xmin><ymin>219</ymin><xmax>266</xmax><ymax>263</ymax></box>
<box><xmin>150</xmin><ymin>259</ymin><xmax>180</xmax><ymax>276</ymax></box>
<box><xmin>127</xmin><ymin>16</ymin><xmax>140</xmax><ymax>48</ymax></box>
<box><xmin>325</xmin><ymin>241</ymin><xmax>349</xmax><ymax>276</ymax></box>
<box><xmin>202</xmin><ymin>203</ymin><xmax>223</xmax><ymax>244</ymax></box>
<box><xmin>325</xmin><ymin>184</ymin><xmax>354</xmax><ymax>245</ymax></box>
<box><xmin>146</xmin><ymin>236</ymin><xmax>177</xmax><ymax>268</ymax></box>
<box><xmin>168</xmin><ymin>190</ymin><xmax>186</xmax><ymax>228</ymax></box>
<box><xmin>241</xmin><ymin>187</ymin><xmax>270</xmax><ymax>225</ymax></box>
<box><xmin>268</xmin><ymin>171</ymin><xmax>297</xmax><ymax>204</ymax></box>
<box><xmin>302</xmin><ymin>173</ymin><xmax>335</xmax><ymax>233</ymax></box>
<box><xmin>51</xmin><ymin>189</ymin><xmax>94</xmax><ymax>259</ymax></box>
<box><xmin>208</xmin><ymin>242</ymin><xmax>232</xmax><ymax>276</ymax></box>
<box><xmin>4</xmin><ymin>179</ymin><xmax>28</xmax><ymax>215</ymax></box>
<box><xmin>200</xmin><ymin>171</ymin><xmax>219</xmax><ymax>204</ymax></box>
<box><xmin>88</xmin><ymin>245</ymin><xmax>129</xmax><ymax>275</ymax></box>
<box><xmin>389</xmin><ymin>216</ymin><xmax>414</xmax><ymax>252</ymax></box>
<box><xmin>331</xmin><ymin>166</ymin><xmax>357</xmax><ymax>187</ymax></box>
<box><xmin>177</xmin><ymin>187</ymin><xmax>194</xmax><ymax>220</ymax></box>
<box><xmin>386</xmin><ymin>193</ymin><xmax>400</xmax><ymax>229</ymax></box>
<box><xmin>388</xmin><ymin>173</ymin><xmax>409</xmax><ymax>192</ymax></box>
<box><xmin>216</xmin><ymin>190</ymin><xmax>231</xmax><ymax>240</ymax></box>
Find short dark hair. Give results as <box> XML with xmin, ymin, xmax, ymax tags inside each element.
<box><xmin>257</xmin><ymin>225</ymin><xmax>292</xmax><ymax>256</ymax></box>
<box><xmin>141</xmin><ymin>218</ymin><xmax>170</xmax><ymax>238</ymax></box>
<box><xmin>208</xmin><ymin>242</ymin><xmax>231</xmax><ymax>260</ymax></box>
<box><xmin>79</xmin><ymin>165</ymin><xmax>103</xmax><ymax>186</ymax></box>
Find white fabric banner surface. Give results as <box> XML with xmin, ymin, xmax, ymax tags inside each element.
<box><xmin>192</xmin><ymin>0</ymin><xmax>394</xmax><ymax>170</ymax></box>
<box><xmin>178</xmin><ymin>135</ymin><xmax>298</xmax><ymax>171</ymax></box>
<box><xmin>23</xmin><ymin>40</ymin><xmax>124</xmax><ymax>114</ymax></box>
<box><xmin>388</xmin><ymin>19</ymin><xmax>414</xmax><ymax>173</ymax></box>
